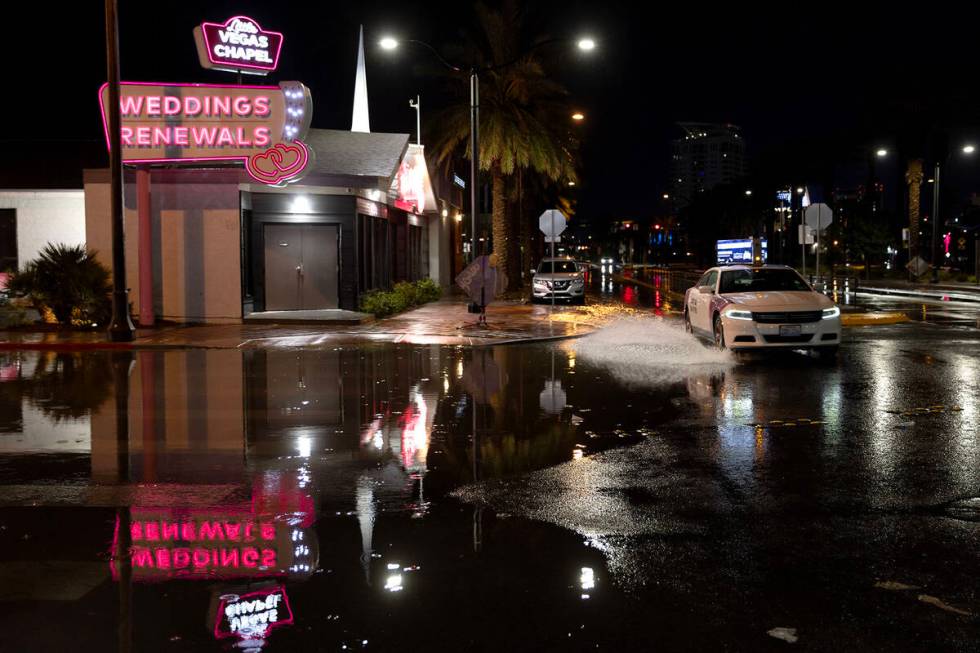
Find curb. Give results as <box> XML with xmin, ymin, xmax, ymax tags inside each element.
<box><xmin>841</xmin><ymin>312</ymin><xmax>910</xmax><ymax>326</ymax></box>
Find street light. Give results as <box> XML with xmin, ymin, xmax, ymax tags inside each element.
<box><xmin>567</xmin><ymin>181</ymin><xmax>576</xmax><ymax>186</ymax></box>
<box><xmin>571</xmin><ymin>112</ymin><xmax>585</xmax><ymax>121</ymax></box>
<box><xmin>379</xmin><ymin>36</ymin><xmax>398</xmax><ymax>50</ymax></box>
<box><xmin>930</xmin><ymin>143</ymin><xmax>975</xmax><ymax>282</ymax></box>
<box><xmin>876</xmin><ymin>148</ymin><xmax>888</xmax><ymax>157</ymax></box>
<box><xmin>744</xmin><ymin>189</ymin><xmax>753</xmax><ymax>196</ymax></box>
<box><xmin>577</xmin><ymin>37</ymin><xmax>596</xmax><ymax>51</ymax></box>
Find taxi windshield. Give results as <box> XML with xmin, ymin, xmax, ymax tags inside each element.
<box><xmin>719</xmin><ymin>269</ymin><xmax>810</xmax><ymax>293</ymax></box>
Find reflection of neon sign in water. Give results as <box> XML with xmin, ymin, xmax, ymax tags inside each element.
<box><xmin>214</xmin><ymin>586</ymin><xmax>294</xmax><ymax>640</ymax></box>
<box><xmin>400</xmin><ymin>387</ymin><xmax>429</xmax><ymax>473</ymax></box>
<box><xmin>113</xmin><ymin>515</ymin><xmax>279</xmax><ymax>579</ymax></box>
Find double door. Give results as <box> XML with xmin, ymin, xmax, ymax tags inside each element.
<box><xmin>264</xmin><ymin>224</ymin><xmax>338</xmax><ymax>310</ymax></box>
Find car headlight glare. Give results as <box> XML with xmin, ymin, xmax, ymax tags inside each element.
<box><xmin>822</xmin><ymin>306</ymin><xmax>841</xmax><ymax>319</ymax></box>
<box><xmin>724</xmin><ymin>309</ymin><xmax>754</xmax><ymax>320</ymax></box>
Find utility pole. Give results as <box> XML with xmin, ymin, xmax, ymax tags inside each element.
<box><xmin>931</xmin><ymin>162</ymin><xmax>941</xmax><ymax>283</ymax></box>
<box><xmin>104</xmin><ymin>0</ymin><xmax>134</xmax><ymax>341</ymax></box>
<box><xmin>470</xmin><ymin>71</ymin><xmax>479</xmax><ymax>259</ymax></box>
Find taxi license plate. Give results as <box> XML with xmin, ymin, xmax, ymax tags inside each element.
<box><xmin>779</xmin><ymin>324</ymin><xmax>802</xmax><ymax>337</ymax></box>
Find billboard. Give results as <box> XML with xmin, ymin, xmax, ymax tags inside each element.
<box><xmin>716</xmin><ymin>239</ymin><xmax>767</xmax><ymax>265</ymax></box>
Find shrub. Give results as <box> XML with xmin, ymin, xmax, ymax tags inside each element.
<box><xmin>360</xmin><ymin>279</ymin><xmax>443</xmax><ymax>318</ymax></box>
<box><xmin>6</xmin><ymin>244</ymin><xmax>112</xmax><ymax>327</ymax></box>
<box><xmin>415</xmin><ymin>278</ymin><xmax>442</xmax><ymax>303</ymax></box>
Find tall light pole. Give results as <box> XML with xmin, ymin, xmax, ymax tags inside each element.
<box><xmin>104</xmin><ymin>0</ymin><xmax>134</xmax><ymax>341</ymax></box>
<box><xmin>930</xmin><ymin>143</ymin><xmax>975</xmax><ymax>282</ymax></box>
<box><xmin>379</xmin><ymin>34</ymin><xmax>596</xmax><ymax>263</ymax></box>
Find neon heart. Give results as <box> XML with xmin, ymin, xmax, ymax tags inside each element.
<box><xmin>246</xmin><ymin>140</ymin><xmax>309</xmax><ymax>186</ymax></box>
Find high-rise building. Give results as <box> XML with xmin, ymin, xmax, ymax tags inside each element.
<box><xmin>669</xmin><ymin>123</ymin><xmax>747</xmax><ymax>206</ymax></box>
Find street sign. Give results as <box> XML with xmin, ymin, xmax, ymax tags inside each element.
<box><xmin>538</xmin><ymin>209</ymin><xmax>567</xmax><ymax>238</ymax></box>
<box><xmin>544</xmin><ymin>235</ymin><xmax>561</xmax><ymax>243</ymax></box>
<box><xmin>804</xmin><ymin>203</ymin><xmax>833</xmax><ymax>229</ymax></box>
<box><xmin>798</xmin><ymin>225</ymin><xmax>814</xmax><ymax>245</ymax></box>
<box><xmin>804</xmin><ymin>203</ymin><xmax>833</xmax><ymax>283</ymax></box>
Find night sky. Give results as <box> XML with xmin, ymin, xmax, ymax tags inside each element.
<box><xmin>6</xmin><ymin>1</ymin><xmax>980</xmax><ymax>218</ymax></box>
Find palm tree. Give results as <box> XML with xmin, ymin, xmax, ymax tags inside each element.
<box><xmin>428</xmin><ymin>2</ymin><xmax>578</xmax><ymax>290</ymax></box>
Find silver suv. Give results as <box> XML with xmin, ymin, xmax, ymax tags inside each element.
<box><xmin>532</xmin><ymin>258</ymin><xmax>586</xmax><ymax>304</ymax></box>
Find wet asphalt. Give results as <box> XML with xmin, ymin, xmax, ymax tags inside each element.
<box><xmin>0</xmin><ymin>292</ymin><xmax>978</xmax><ymax>651</ymax></box>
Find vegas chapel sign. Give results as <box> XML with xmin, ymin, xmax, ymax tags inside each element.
<box><xmin>193</xmin><ymin>16</ymin><xmax>284</xmax><ymax>75</ymax></box>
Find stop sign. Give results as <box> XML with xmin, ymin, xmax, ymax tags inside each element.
<box><xmin>538</xmin><ymin>209</ymin><xmax>567</xmax><ymax>238</ymax></box>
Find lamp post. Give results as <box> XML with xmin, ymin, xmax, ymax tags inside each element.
<box><xmin>379</xmin><ymin>35</ymin><xmax>596</xmax><ymax>262</ymax></box>
<box><xmin>929</xmin><ymin>143</ymin><xmax>975</xmax><ymax>282</ymax></box>
<box><xmin>104</xmin><ymin>0</ymin><xmax>134</xmax><ymax>341</ymax></box>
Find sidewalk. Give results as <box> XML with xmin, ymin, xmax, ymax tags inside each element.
<box><xmin>855</xmin><ymin>279</ymin><xmax>980</xmax><ymax>304</ymax></box>
<box><xmin>0</xmin><ymin>299</ymin><xmax>617</xmax><ymax>351</ymax></box>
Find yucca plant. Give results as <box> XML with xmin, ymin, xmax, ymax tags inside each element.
<box><xmin>7</xmin><ymin>244</ymin><xmax>112</xmax><ymax>326</ymax></box>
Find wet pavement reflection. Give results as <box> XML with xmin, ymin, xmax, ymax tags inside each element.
<box><xmin>0</xmin><ymin>317</ymin><xmax>978</xmax><ymax>650</ymax></box>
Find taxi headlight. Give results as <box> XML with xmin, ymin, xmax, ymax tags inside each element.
<box><xmin>822</xmin><ymin>306</ymin><xmax>841</xmax><ymax>319</ymax></box>
<box><xmin>723</xmin><ymin>308</ymin><xmax>754</xmax><ymax>321</ymax></box>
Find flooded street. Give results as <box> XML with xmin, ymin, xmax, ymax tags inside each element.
<box><xmin>1</xmin><ymin>316</ymin><xmax>979</xmax><ymax>651</ymax></box>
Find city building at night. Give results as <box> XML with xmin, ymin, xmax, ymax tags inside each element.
<box><xmin>669</xmin><ymin>122</ymin><xmax>747</xmax><ymax>206</ymax></box>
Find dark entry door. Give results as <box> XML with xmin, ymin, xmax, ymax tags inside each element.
<box><xmin>264</xmin><ymin>224</ymin><xmax>338</xmax><ymax>310</ymax></box>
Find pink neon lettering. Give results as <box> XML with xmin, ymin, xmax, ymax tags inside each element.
<box><xmin>199</xmin><ymin>522</ymin><xmax>225</xmax><ymax>540</ymax></box>
<box><xmin>173</xmin><ymin>127</ymin><xmax>189</xmax><ymax>146</ymax></box>
<box><xmin>220</xmin><ymin>548</ymin><xmax>240</xmax><ymax>567</ymax></box>
<box><xmin>152</xmin><ymin>127</ymin><xmax>171</xmax><ymax>145</ymax></box>
<box><xmin>254</xmin><ymin>127</ymin><xmax>270</xmax><ymax>147</ymax></box>
<box><xmin>253</xmin><ymin>96</ymin><xmax>270</xmax><ymax>116</ymax></box>
<box><xmin>260</xmin><ymin>549</ymin><xmax>276</xmax><ymax>567</ymax></box>
<box><xmin>144</xmin><ymin>522</ymin><xmax>160</xmax><ymax>540</ymax></box>
<box><xmin>261</xmin><ymin>523</ymin><xmax>275</xmax><ymax>540</ymax></box>
<box><xmin>173</xmin><ymin>548</ymin><xmax>191</xmax><ymax>568</ymax></box>
<box><xmin>242</xmin><ymin>548</ymin><xmax>259</xmax><ymax>567</ymax></box>
<box><xmin>146</xmin><ymin>96</ymin><xmax>162</xmax><ymax>115</ymax></box>
<box><xmin>217</xmin><ymin>127</ymin><xmax>234</xmax><ymax>146</ymax></box>
<box><xmin>120</xmin><ymin>127</ymin><xmax>134</xmax><ymax>145</ymax></box>
<box><xmin>181</xmin><ymin>523</ymin><xmax>197</xmax><ymax>541</ymax></box>
<box><xmin>135</xmin><ymin>127</ymin><xmax>151</xmax><ymax>146</ymax></box>
<box><xmin>130</xmin><ymin>521</ymin><xmax>143</xmax><ymax>541</ymax></box>
<box><xmin>155</xmin><ymin>548</ymin><xmax>171</xmax><ymax>569</ymax></box>
<box><xmin>192</xmin><ymin>548</ymin><xmax>211</xmax><ymax>567</ymax></box>
<box><xmin>131</xmin><ymin>548</ymin><xmax>154</xmax><ymax>567</ymax></box>
<box><xmin>244</xmin><ymin>522</ymin><xmax>255</xmax><ymax>541</ymax></box>
<box><xmin>233</xmin><ymin>96</ymin><xmax>251</xmax><ymax>115</ymax></box>
<box><xmin>161</xmin><ymin>522</ymin><xmax>179</xmax><ymax>540</ymax></box>
<box><xmin>212</xmin><ymin>96</ymin><xmax>231</xmax><ymax>115</ymax></box>
<box><xmin>225</xmin><ymin>523</ymin><xmax>241</xmax><ymax>540</ymax></box>
<box><xmin>163</xmin><ymin>96</ymin><xmax>181</xmax><ymax>115</ymax></box>
<box><xmin>184</xmin><ymin>97</ymin><xmax>202</xmax><ymax>116</ymax></box>
<box><xmin>193</xmin><ymin>127</ymin><xmax>217</xmax><ymax>146</ymax></box>
<box><xmin>119</xmin><ymin>96</ymin><xmax>143</xmax><ymax>116</ymax></box>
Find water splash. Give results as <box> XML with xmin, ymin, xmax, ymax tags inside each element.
<box><xmin>572</xmin><ymin>316</ymin><xmax>734</xmax><ymax>387</ymax></box>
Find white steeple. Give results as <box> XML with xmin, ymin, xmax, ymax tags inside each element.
<box><xmin>351</xmin><ymin>25</ymin><xmax>371</xmax><ymax>133</ymax></box>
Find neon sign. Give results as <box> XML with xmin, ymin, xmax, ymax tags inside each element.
<box><xmin>98</xmin><ymin>81</ymin><xmax>313</xmax><ymax>186</ymax></box>
<box><xmin>194</xmin><ymin>16</ymin><xmax>284</xmax><ymax>75</ymax></box>
<box><xmin>214</xmin><ymin>586</ymin><xmax>293</xmax><ymax>640</ymax></box>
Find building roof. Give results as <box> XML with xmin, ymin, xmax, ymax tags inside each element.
<box><xmin>305</xmin><ymin>129</ymin><xmax>410</xmax><ymax>188</ymax></box>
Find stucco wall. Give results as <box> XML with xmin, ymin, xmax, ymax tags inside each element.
<box><xmin>0</xmin><ymin>190</ymin><xmax>86</xmax><ymax>269</ymax></box>
<box><xmin>84</xmin><ymin>170</ymin><xmax>242</xmax><ymax>323</ymax></box>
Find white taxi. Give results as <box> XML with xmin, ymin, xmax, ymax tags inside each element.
<box><xmin>684</xmin><ymin>265</ymin><xmax>841</xmax><ymax>358</ymax></box>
